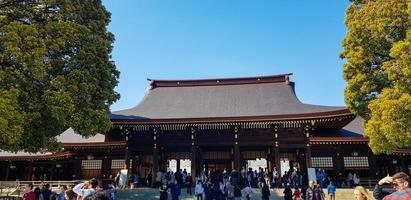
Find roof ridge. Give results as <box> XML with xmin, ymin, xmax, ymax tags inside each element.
<box><xmin>147</xmin><ymin>73</ymin><xmax>293</xmax><ymax>88</ymax></box>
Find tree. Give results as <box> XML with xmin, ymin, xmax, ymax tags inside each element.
<box><xmin>340</xmin><ymin>0</ymin><xmax>410</xmax><ymax>154</ymax></box>
<box><xmin>0</xmin><ymin>0</ymin><xmax>120</xmax><ymax>152</ymax></box>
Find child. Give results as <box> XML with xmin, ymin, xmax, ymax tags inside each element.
<box><xmin>327</xmin><ymin>181</ymin><xmax>336</xmax><ymax>200</ymax></box>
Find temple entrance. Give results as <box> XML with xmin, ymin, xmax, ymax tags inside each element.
<box><xmin>168</xmin><ymin>159</ymin><xmax>191</xmax><ymax>174</ymax></box>
<box><xmin>203</xmin><ymin>160</ymin><xmax>231</xmax><ymax>172</ymax></box>
<box><xmin>246</xmin><ymin>158</ymin><xmax>268</xmax><ymax>171</ymax></box>
<box><xmin>280</xmin><ymin>148</ymin><xmax>307</xmax><ymax>175</ymax></box>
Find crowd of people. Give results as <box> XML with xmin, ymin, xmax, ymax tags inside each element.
<box><xmin>22</xmin><ymin>179</ymin><xmax>116</xmax><ymax>200</ymax></box>
<box><xmin>21</xmin><ymin>167</ymin><xmax>411</xmax><ymax>200</ymax></box>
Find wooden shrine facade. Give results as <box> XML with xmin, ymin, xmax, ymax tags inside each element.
<box><xmin>1</xmin><ymin>74</ymin><xmax>410</xmax><ymax>182</ymax></box>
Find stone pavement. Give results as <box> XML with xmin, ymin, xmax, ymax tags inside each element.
<box><xmin>116</xmin><ymin>187</ymin><xmax>363</xmax><ymax>200</ymax></box>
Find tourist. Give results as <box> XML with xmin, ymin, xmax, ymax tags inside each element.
<box><xmin>354</xmin><ymin>186</ymin><xmax>373</xmax><ymax>200</ymax></box>
<box><xmin>316</xmin><ymin>170</ymin><xmax>324</xmax><ymax>189</ymax></box>
<box><xmin>106</xmin><ymin>182</ymin><xmax>116</xmax><ymax>200</ymax></box>
<box><xmin>353</xmin><ymin>172</ymin><xmax>360</xmax><ymax>187</ymax></box>
<box><xmin>118</xmin><ymin>164</ymin><xmax>128</xmax><ymax>190</ymax></box>
<box><xmin>159</xmin><ymin>183</ymin><xmax>169</xmax><ymax>200</ymax></box>
<box><xmin>326</xmin><ymin>181</ymin><xmax>336</xmax><ymax>200</ymax></box>
<box><xmin>313</xmin><ymin>184</ymin><xmax>325</xmax><ymax>200</ymax></box>
<box><xmin>218</xmin><ymin>181</ymin><xmax>225</xmax><ymax>200</ymax></box>
<box><xmin>272</xmin><ymin>167</ymin><xmax>279</xmax><ymax>189</ymax></box>
<box><xmin>147</xmin><ymin>171</ymin><xmax>153</xmax><ymax>187</ymax></box>
<box><xmin>131</xmin><ymin>172</ymin><xmax>140</xmax><ymax>188</ymax></box>
<box><xmin>305</xmin><ymin>183</ymin><xmax>325</xmax><ymax>200</ymax></box>
<box><xmin>23</xmin><ymin>183</ymin><xmax>35</xmax><ymax>200</ymax></box>
<box><xmin>233</xmin><ymin>184</ymin><xmax>242</xmax><ymax>200</ymax></box>
<box><xmin>49</xmin><ymin>192</ymin><xmax>59</xmax><ymax>200</ymax></box>
<box><xmin>186</xmin><ymin>173</ymin><xmax>193</xmax><ymax>195</ymax></box>
<box><xmin>243</xmin><ymin>184</ymin><xmax>252</xmax><ymax>200</ymax></box>
<box><xmin>347</xmin><ymin>172</ymin><xmax>354</xmax><ymax>188</ymax></box>
<box><xmin>205</xmin><ymin>182</ymin><xmax>214</xmax><ymax>200</ymax></box>
<box><xmin>73</xmin><ymin>178</ymin><xmax>98</xmax><ymax>199</ymax></box>
<box><xmin>170</xmin><ymin>180</ymin><xmax>181</xmax><ymax>200</ymax></box>
<box><xmin>283</xmin><ymin>184</ymin><xmax>292</xmax><ymax>200</ymax></box>
<box><xmin>282</xmin><ymin>171</ymin><xmax>289</xmax><ymax>188</ymax></box>
<box><xmin>373</xmin><ymin>172</ymin><xmax>411</xmax><ymax>200</ymax></box>
<box><xmin>261</xmin><ymin>181</ymin><xmax>270</xmax><ymax>200</ymax></box>
<box><xmin>225</xmin><ymin>181</ymin><xmax>235</xmax><ymax>200</ymax></box>
<box><xmin>293</xmin><ymin>187</ymin><xmax>301</xmax><ymax>200</ymax></box>
<box><xmin>241</xmin><ymin>167</ymin><xmax>246</xmax><ymax>181</ymax></box>
<box><xmin>291</xmin><ymin>170</ymin><xmax>298</xmax><ymax>188</ymax></box>
<box><xmin>246</xmin><ymin>168</ymin><xmax>253</xmax><ymax>187</ymax></box>
<box><xmin>42</xmin><ymin>184</ymin><xmax>52</xmax><ymax>200</ymax></box>
<box><xmin>195</xmin><ymin>180</ymin><xmax>204</xmax><ymax>200</ymax></box>
<box><xmin>56</xmin><ymin>186</ymin><xmax>66</xmax><ymax>200</ymax></box>
<box><xmin>34</xmin><ymin>187</ymin><xmax>43</xmax><ymax>200</ymax></box>
<box><xmin>64</xmin><ymin>186</ymin><xmax>76</xmax><ymax>200</ymax></box>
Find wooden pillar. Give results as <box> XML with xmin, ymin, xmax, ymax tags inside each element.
<box><xmin>274</xmin><ymin>146</ymin><xmax>280</xmax><ymax>172</ymax></box>
<box><xmin>73</xmin><ymin>158</ymin><xmax>82</xmax><ymax>179</ymax></box>
<box><xmin>401</xmin><ymin>155</ymin><xmax>407</xmax><ymax>174</ymax></box>
<box><xmin>306</xmin><ymin>145</ymin><xmax>312</xmax><ymax>168</ymax></box>
<box><xmin>152</xmin><ymin>128</ymin><xmax>158</xmax><ymax>187</ymax></box>
<box><xmin>124</xmin><ymin>130</ymin><xmax>130</xmax><ymax>169</ymax></box>
<box><xmin>27</xmin><ymin>162</ymin><xmax>33</xmax><ymax>181</ymax></box>
<box><xmin>160</xmin><ymin>147</ymin><xmax>168</xmax><ymax>172</ymax></box>
<box><xmin>5</xmin><ymin>162</ymin><xmax>10</xmax><ymax>181</ymax></box>
<box><xmin>234</xmin><ymin>145</ymin><xmax>240</xmax><ymax>171</ymax></box>
<box><xmin>177</xmin><ymin>159</ymin><xmax>181</xmax><ymax>172</ymax></box>
<box><xmin>234</xmin><ymin>127</ymin><xmax>240</xmax><ymax>170</ymax></box>
<box><xmin>369</xmin><ymin>152</ymin><xmax>379</xmax><ymax>177</ymax></box>
<box><xmin>191</xmin><ymin>127</ymin><xmax>197</xmax><ymax>181</ymax></box>
<box><xmin>191</xmin><ymin>146</ymin><xmax>197</xmax><ymax>180</ymax></box>
<box><xmin>152</xmin><ymin>145</ymin><xmax>158</xmax><ymax>187</ymax></box>
<box><xmin>305</xmin><ymin>125</ymin><xmax>312</xmax><ymax>169</ymax></box>
<box><xmin>273</xmin><ymin>125</ymin><xmax>280</xmax><ymax>172</ymax></box>
<box><xmin>50</xmin><ymin>160</ymin><xmax>56</xmax><ymax>181</ymax></box>
<box><xmin>102</xmin><ymin>157</ymin><xmax>110</xmax><ymax>179</ymax></box>
<box><xmin>268</xmin><ymin>147</ymin><xmax>273</xmax><ymax>172</ymax></box>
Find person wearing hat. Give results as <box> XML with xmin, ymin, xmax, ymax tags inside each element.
<box><xmin>73</xmin><ymin>178</ymin><xmax>98</xmax><ymax>199</ymax></box>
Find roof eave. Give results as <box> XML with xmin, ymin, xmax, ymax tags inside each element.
<box><xmin>111</xmin><ymin>108</ymin><xmax>353</xmax><ymax>124</ymax></box>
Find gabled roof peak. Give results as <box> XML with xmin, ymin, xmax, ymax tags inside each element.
<box><xmin>147</xmin><ymin>73</ymin><xmax>293</xmax><ymax>89</ymax></box>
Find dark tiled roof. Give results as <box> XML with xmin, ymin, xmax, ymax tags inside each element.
<box><xmin>111</xmin><ymin>74</ymin><xmax>346</xmax><ymax>120</ymax></box>
<box><xmin>56</xmin><ymin>128</ymin><xmax>105</xmax><ymax>143</ymax></box>
<box><xmin>339</xmin><ymin>117</ymin><xmax>364</xmax><ymax>137</ymax></box>
<box><xmin>0</xmin><ymin>151</ymin><xmax>73</xmax><ymax>161</ymax></box>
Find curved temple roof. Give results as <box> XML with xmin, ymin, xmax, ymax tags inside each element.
<box><xmin>111</xmin><ymin>74</ymin><xmax>348</xmax><ymax>121</ymax></box>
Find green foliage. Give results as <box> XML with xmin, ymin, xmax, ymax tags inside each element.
<box><xmin>0</xmin><ymin>0</ymin><xmax>119</xmax><ymax>152</ymax></box>
<box><xmin>341</xmin><ymin>0</ymin><xmax>410</xmax><ymax>153</ymax></box>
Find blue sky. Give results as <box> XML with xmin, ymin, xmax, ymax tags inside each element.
<box><xmin>102</xmin><ymin>1</ymin><xmax>350</xmax><ymax>112</ymax></box>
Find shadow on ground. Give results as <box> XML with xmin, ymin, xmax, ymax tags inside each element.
<box><xmin>116</xmin><ymin>188</ymin><xmax>283</xmax><ymax>200</ymax></box>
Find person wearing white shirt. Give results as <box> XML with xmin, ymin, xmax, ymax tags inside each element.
<box><xmin>118</xmin><ymin>164</ymin><xmax>128</xmax><ymax>190</ymax></box>
<box><xmin>73</xmin><ymin>178</ymin><xmax>97</xmax><ymax>199</ymax></box>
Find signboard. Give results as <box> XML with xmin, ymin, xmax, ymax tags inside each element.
<box><xmin>307</xmin><ymin>168</ymin><xmax>317</xmax><ymax>184</ymax></box>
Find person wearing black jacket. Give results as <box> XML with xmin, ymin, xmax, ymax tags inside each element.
<box><xmin>283</xmin><ymin>185</ymin><xmax>292</xmax><ymax>200</ymax></box>
<box><xmin>234</xmin><ymin>184</ymin><xmax>242</xmax><ymax>200</ymax></box>
<box><xmin>261</xmin><ymin>181</ymin><xmax>270</xmax><ymax>200</ymax></box>
<box><xmin>186</xmin><ymin>174</ymin><xmax>193</xmax><ymax>195</ymax></box>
